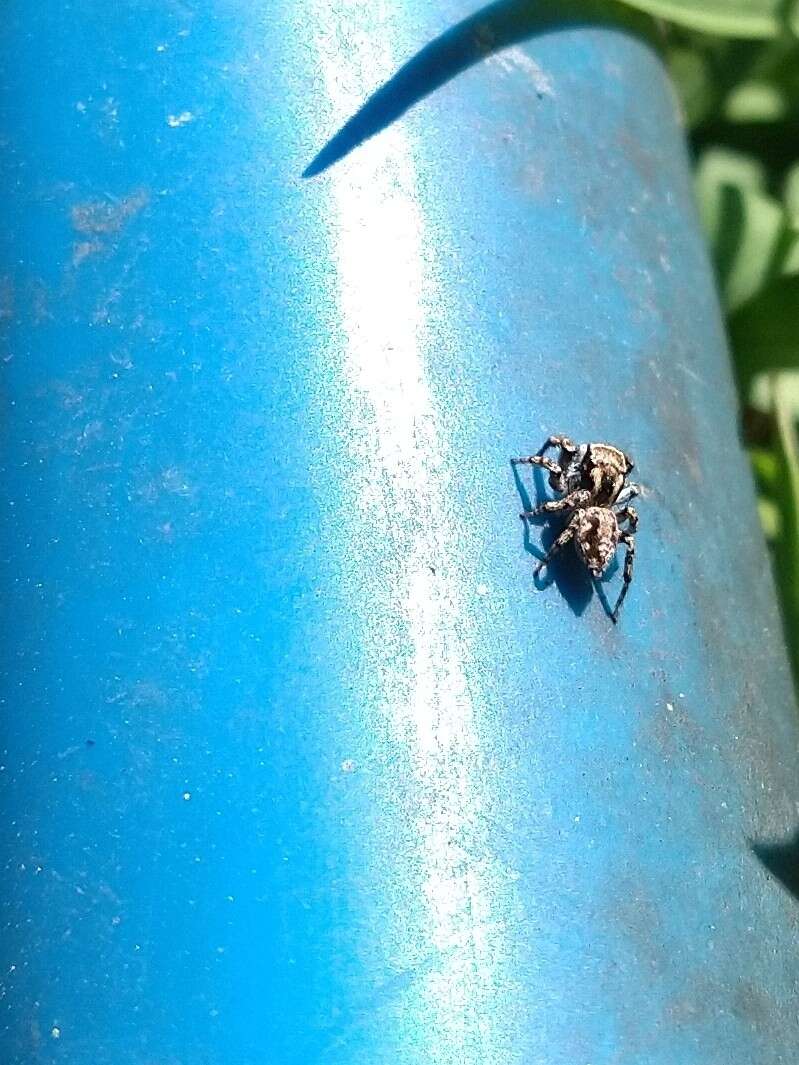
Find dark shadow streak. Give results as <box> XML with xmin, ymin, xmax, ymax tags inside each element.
<box><xmin>750</xmin><ymin>832</ymin><xmax>799</xmax><ymax>902</ymax></box>
<box><xmin>592</xmin><ymin>576</ymin><xmax>617</xmax><ymax>623</ymax></box>
<box><xmin>303</xmin><ymin>0</ymin><xmax>652</xmax><ymax>178</ymax></box>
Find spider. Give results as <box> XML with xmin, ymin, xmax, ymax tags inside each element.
<box><xmin>511</xmin><ymin>434</ymin><xmax>641</xmax><ymax>622</ymax></box>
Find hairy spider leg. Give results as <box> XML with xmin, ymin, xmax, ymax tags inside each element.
<box><xmin>512</xmin><ymin>436</ymin><xmax>577</xmax><ymax>494</ymax></box>
<box><xmin>546</xmin><ymin>434</ymin><xmax>577</xmax><ymax>455</ymax></box>
<box><xmin>523</xmin><ymin>487</ymin><xmax>591</xmax><ymax>518</ymax></box>
<box><xmin>614</xmin><ymin>483</ymin><xmax>641</xmax><ymax>508</ymax></box>
<box><xmin>511</xmin><ymin>453</ymin><xmax>567</xmax><ymax>497</ymax></box>
<box><xmin>616</xmin><ymin>505</ymin><xmax>639</xmax><ymax>530</ymax></box>
<box><xmin>511</xmin><ymin>454</ymin><xmax>562</xmax><ymax>476</ymax></box>
<box><xmin>533</xmin><ymin>514</ymin><xmax>579</xmax><ymax>577</ymax></box>
<box><xmin>610</xmin><ymin>530</ymin><xmax>636</xmax><ymax>623</ymax></box>
<box><xmin>545</xmin><ymin>434</ymin><xmax>578</xmax><ymax>485</ymax></box>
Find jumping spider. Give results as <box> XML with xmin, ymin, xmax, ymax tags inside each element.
<box><xmin>511</xmin><ymin>435</ymin><xmax>641</xmax><ymax>622</ymax></box>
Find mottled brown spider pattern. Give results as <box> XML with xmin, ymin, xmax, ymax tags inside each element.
<box><xmin>512</xmin><ymin>434</ymin><xmax>641</xmax><ymax>622</ymax></box>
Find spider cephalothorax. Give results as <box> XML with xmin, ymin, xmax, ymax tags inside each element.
<box><xmin>512</xmin><ymin>435</ymin><xmax>641</xmax><ymax>622</ymax></box>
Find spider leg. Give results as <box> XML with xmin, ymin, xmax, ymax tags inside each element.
<box><xmin>616</xmin><ymin>505</ymin><xmax>638</xmax><ymax>531</ymax></box>
<box><xmin>513</xmin><ymin>434</ymin><xmax>575</xmax><ymax>468</ymax></box>
<box><xmin>548</xmin><ymin>435</ymin><xmax>578</xmax><ymax>487</ymax></box>
<box><xmin>512</xmin><ymin>453</ymin><xmax>567</xmax><ymax>497</ymax></box>
<box><xmin>547</xmin><ymin>434</ymin><xmax>577</xmax><ymax>455</ymax></box>
<box><xmin>610</xmin><ymin>530</ymin><xmax>636</xmax><ymax>623</ymax></box>
<box><xmin>614</xmin><ymin>483</ymin><xmax>641</xmax><ymax>508</ymax></box>
<box><xmin>511</xmin><ymin>454</ymin><xmax>563</xmax><ymax>479</ymax></box>
<box><xmin>529</xmin><ymin>488</ymin><xmax>591</xmax><ymax>516</ymax></box>
<box><xmin>512</xmin><ymin>435</ymin><xmax>576</xmax><ymax>495</ymax></box>
<box><xmin>533</xmin><ymin>514</ymin><xmax>579</xmax><ymax>577</ymax></box>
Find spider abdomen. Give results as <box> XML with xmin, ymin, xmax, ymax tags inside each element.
<box><xmin>575</xmin><ymin>507</ymin><xmax>619</xmax><ymax>577</ymax></box>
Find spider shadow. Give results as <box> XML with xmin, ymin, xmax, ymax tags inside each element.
<box><xmin>750</xmin><ymin>830</ymin><xmax>799</xmax><ymax>902</ymax></box>
<box><xmin>511</xmin><ymin>459</ymin><xmax>620</xmax><ymax>620</ymax></box>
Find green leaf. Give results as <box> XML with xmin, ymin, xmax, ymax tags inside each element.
<box><xmin>785</xmin><ymin>163</ymin><xmax>799</xmax><ymax>224</ymax></box>
<box><xmin>665</xmin><ymin>45</ymin><xmax>716</xmax><ymax>126</ymax></box>
<box><xmin>695</xmin><ymin>146</ymin><xmax>767</xmax><ymax>197</ymax></box>
<box><xmin>695</xmin><ymin>149</ymin><xmax>789</xmax><ymax>312</ymax></box>
<box><xmin>729</xmin><ymin>277</ymin><xmax>799</xmax><ymax>390</ymax></box>
<box><xmin>616</xmin><ymin>0</ymin><xmax>798</xmax><ymax>39</ymax></box>
<box><xmin>751</xmin><ymin>445</ymin><xmax>780</xmax><ymax>485</ymax></box>
<box><xmin>772</xmin><ymin>374</ymin><xmax>799</xmax><ymax>675</ymax></box>
<box><xmin>783</xmin><ymin>231</ymin><xmax>799</xmax><ymax>273</ymax></box>
<box><xmin>724</xmin><ymin>79</ymin><xmax>787</xmax><ymax>121</ymax></box>
<box><xmin>758</xmin><ymin>496</ymin><xmax>781</xmax><ymax>540</ymax></box>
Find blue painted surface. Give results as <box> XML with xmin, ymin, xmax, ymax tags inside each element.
<box><xmin>2</xmin><ymin>3</ymin><xmax>799</xmax><ymax>1063</ymax></box>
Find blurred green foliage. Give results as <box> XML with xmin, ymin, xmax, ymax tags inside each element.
<box><xmin>662</xmin><ymin>25</ymin><xmax>799</xmax><ymax>677</ymax></box>
<box><xmin>601</xmin><ymin>0</ymin><xmax>799</xmax><ymax>674</ymax></box>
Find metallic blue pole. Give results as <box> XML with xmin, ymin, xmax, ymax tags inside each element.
<box><xmin>3</xmin><ymin>2</ymin><xmax>798</xmax><ymax>1062</ymax></box>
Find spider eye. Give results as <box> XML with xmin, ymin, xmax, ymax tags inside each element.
<box><xmin>625</xmin><ymin>455</ymin><xmax>635</xmax><ymax>471</ymax></box>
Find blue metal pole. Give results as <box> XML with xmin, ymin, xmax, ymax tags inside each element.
<box><xmin>2</xmin><ymin>2</ymin><xmax>798</xmax><ymax>1063</ymax></box>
